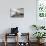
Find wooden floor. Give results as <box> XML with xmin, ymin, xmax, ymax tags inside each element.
<box><xmin>0</xmin><ymin>42</ymin><xmax>46</xmax><ymax>46</ymax></box>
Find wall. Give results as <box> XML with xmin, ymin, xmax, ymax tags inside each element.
<box><xmin>0</xmin><ymin>0</ymin><xmax>36</xmax><ymax>42</ymax></box>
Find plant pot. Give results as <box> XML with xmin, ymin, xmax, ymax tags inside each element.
<box><xmin>37</xmin><ymin>39</ymin><xmax>45</xmax><ymax>44</ymax></box>
<box><xmin>40</xmin><ymin>39</ymin><xmax>45</xmax><ymax>43</ymax></box>
<box><xmin>37</xmin><ymin>39</ymin><xmax>40</xmax><ymax>43</ymax></box>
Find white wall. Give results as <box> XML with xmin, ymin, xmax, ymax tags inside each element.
<box><xmin>0</xmin><ymin>0</ymin><xmax>36</xmax><ymax>42</ymax></box>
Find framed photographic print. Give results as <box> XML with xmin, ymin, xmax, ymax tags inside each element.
<box><xmin>10</xmin><ymin>8</ymin><xmax>24</xmax><ymax>18</ymax></box>
<box><xmin>36</xmin><ymin>0</ymin><xmax>46</xmax><ymax>26</ymax></box>
<box><xmin>37</xmin><ymin>0</ymin><xmax>46</xmax><ymax>19</ymax></box>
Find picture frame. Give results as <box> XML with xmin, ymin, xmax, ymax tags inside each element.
<box><xmin>10</xmin><ymin>8</ymin><xmax>24</xmax><ymax>18</ymax></box>
<box><xmin>36</xmin><ymin>0</ymin><xmax>46</xmax><ymax>26</ymax></box>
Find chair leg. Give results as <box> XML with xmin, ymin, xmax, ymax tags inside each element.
<box><xmin>16</xmin><ymin>34</ymin><xmax>18</xmax><ymax>46</ymax></box>
<box><xmin>4</xmin><ymin>33</ymin><xmax>7</xmax><ymax>46</ymax></box>
<box><xmin>4</xmin><ymin>41</ymin><xmax>7</xmax><ymax>46</ymax></box>
<box><xmin>15</xmin><ymin>34</ymin><xmax>18</xmax><ymax>46</ymax></box>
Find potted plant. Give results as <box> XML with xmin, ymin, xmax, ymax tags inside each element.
<box><xmin>40</xmin><ymin>26</ymin><xmax>45</xmax><ymax>29</ymax></box>
<box><xmin>32</xmin><ymin>25</ymin><xmax>39</xmax><ymax>30</ymax></box>
<box><xmin>33</xmin><ymin>32</ymin><xmax>46</xmax><ymax>43</ymax></box>
<box><xmin>32</xmin><ymin>24</ymin><xmax>45</xmax><ymax>30</ymax></box>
